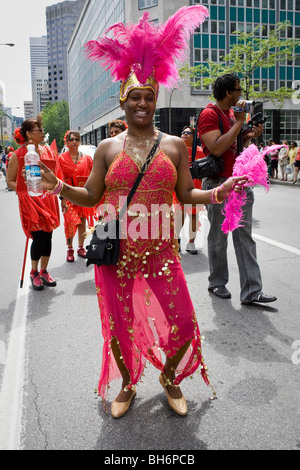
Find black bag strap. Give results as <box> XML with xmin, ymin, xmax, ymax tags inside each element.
<box><xmin>119</xmin><ymin>131</ymin><xmax>163</xmax><ymax>220</ymax></box>
<box><xmin>191</xmin><ymin>106</ymin><xmax>223</xmax><ymax>163</ymax></box>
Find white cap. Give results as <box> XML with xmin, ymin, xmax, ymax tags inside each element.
<box><xmin>26</xmin><ymin>144</ymin><xmax>36</xmax><ymax>151</ymax></box>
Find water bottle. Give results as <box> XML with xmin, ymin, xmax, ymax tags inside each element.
<box><xmin>25</xmin><ymin>144</ymin><xmax>43</xmax><ymax>197</ymax></box>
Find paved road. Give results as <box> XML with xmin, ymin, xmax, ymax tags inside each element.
<box><xmin>0</xmin><ymin>176</ymin><xmax>299</xmax><ymax>451</ymax></box>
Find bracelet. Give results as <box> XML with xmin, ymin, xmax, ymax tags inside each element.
<box><xmin>215</xmin><ymin>184</ymin><xmax>224</xmax><ymax>204</ymax></box>
<box><xmin>47</xmin><ymin>178</ymin><xmax>59</xmax><ymax>194</ymax></box>
<box><xmin>47</xmin><ymin>178</ymin><xmax>63</xmax><ymax>196</ymax></box>
<box><xmin>210</xmin><ymin>184</ymin><xmax>224</xmax><ymax>204</ymax></box>
<box><xmin>57</xmin><ymin>181</ymin><xmax>64</xmax><ymax>196</ymax></box>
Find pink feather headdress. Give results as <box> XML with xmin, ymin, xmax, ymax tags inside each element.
<box><xmin>85</xmin><ymin>5</ymin><xmax>209</xmax><ymax>101</ymax></box>
<box><xmin>222</xmin><ymin>144</ymin><xmax>288</xmax><ymax>234</ymax></box>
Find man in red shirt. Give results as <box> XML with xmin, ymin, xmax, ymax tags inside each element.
<box><xmin>198</xmin><ymin>73</ymin><xmax>277</xmax><ymax>305</ymax></box>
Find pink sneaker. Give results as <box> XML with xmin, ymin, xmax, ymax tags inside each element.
<box><xmin>67</xmin><ymin>248</ymin><xmax>74</xmax><ymax>262</ymax></box>
<box><xmin>39</xmin><ymin>270</ymin><xmax>57</xmax><ymax>287</ymax></box>
<box><xmin>77</xmin><ymin>247</ymin><xmax>86</xmax><ymax>258</ymax></box>
<box><xmin>30</xmin><ymin>271</ymin><xmax>44</xmax><ymax>291</ymax></box>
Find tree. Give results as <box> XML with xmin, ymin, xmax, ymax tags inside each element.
<box><xmin>42</xmin><ymin>100</ymin><xmax>70</xmax><ymax>149</ymax></box>
<box><xmin>181</xmin><ymin>21</ymin><xmax>300</xmax><ymax>106</ymax></box>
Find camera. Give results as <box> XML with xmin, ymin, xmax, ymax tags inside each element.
<box><xmin>232</xmin><ymin>100</ymin><xmax>255</xmax><ymax>114</ymax></box>
<box><xmin>241</xmin><ymin>112</ymin><xmax>267</xmax><ymax>138</ymax></box>
<box><xmin>244</xmin><ymin>100</ymin><xmax>255</xmax><ymax>114</ymax></box>
<box><xmin>247</xmin><ymin>112</ymin><xmax>267</xmax><ymax>127</ymax></box>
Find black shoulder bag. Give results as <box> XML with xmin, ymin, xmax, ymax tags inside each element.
<box><xmin>85</xmin><ymin>132</ymin><xmax>163</xmax><ymax>267</ymax></box>
<box><xmin>190</xmin><ymin>107</ymin><xmax>224</xmax><ymax>180</ymax></box>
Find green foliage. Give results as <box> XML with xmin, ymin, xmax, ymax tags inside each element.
<box><xmin>181</xmin><ymin>21</ymin><xmax>300</xmax><ymax>106</ymax></box>
<box><xmin>42</xmin><ymin>100</ymin><xmax>70</xmax><ymax>149</ymax></box>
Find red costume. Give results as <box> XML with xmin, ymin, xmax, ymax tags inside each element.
<box><xmin>58</xmin><ymin>151</ymin><xmax>96</xmax><ymax>243</ymax></box>
<box><xmin>15</xmin><ymin>145</ymin><xmax>61</xmax><ymax>237</ymax></box>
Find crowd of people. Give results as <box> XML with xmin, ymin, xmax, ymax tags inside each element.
<box><xmin>0</xmin><ymin>146</ymin><xmax>14</xmax><ymax>190</ymax></box>
<box><xmin>263</xmin><ymin>139</ymin><xmax>300</xmax><ymax>184</ymax></box>
<box><xmin>1</xmin><ymin>5</ymin><xmax>298</xmax><ymax>421</ymax></box>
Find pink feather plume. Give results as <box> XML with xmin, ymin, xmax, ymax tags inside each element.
<box><xmin>222</xmin><ymin>144</ymin><xmax>287</xmax><ymax>234</ymax></box>
<box><xmin>85</xmin><ymin>5</ymin><xmax>209</xmax><ymax>88</ymax></box>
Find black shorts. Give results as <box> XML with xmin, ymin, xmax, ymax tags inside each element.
<box><xmin>294</xmin><ymin>160</ymin><xmax>300</xmax><ymax>168</ymax></box>
<box><xmin>271</xmin><ymin>159</ymin><xmax>278</xmax><ymax>169</ymax></box>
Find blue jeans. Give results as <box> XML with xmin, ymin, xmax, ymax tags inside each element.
<box><xmin>202</xmin><ymin>178</ymin><xmax>263</xmax><ymax>303</ymax></box>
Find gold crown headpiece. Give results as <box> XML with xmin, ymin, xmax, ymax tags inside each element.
<box><xmin>120</xmin><ymin>71</ymin><xmax>159</xmax><ymax>102</ymax></box>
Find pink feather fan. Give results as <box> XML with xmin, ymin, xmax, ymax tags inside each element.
<box><xmin>221</xmin><ymin>144</ymin><xmax>287</xmax><ymax>234</ymax></box>
<box><xmin>85</xmin><ymin>5</ymin><xmax>209</xmax><ymax>88</ymax></box>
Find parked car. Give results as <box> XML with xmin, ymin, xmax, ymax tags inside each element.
<box><xmin>79</xmin><ymin>145</ymin><xmax>97</xmax><ymax>158</ymax></box>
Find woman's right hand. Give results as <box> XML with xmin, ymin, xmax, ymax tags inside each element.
<box><xmin>38</xmin><ymin>161</ymin><xmax>58</xmax><ymax>191</ymax></box>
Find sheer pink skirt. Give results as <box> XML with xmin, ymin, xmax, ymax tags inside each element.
<box><xmin>94</xmin><ymin>244</ymin><xmax>211</xmax><ymax>401</ymax></box>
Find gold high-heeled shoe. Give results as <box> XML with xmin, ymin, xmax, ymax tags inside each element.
<box><xmin>159</xmin><ymin>374</ymin><xmax>187</xmax><ymax>416</ymax></box>
<box><xmin>111</xmin><ymin>387</ymin><xmax>136</xmax><ymax>419</ymax></box>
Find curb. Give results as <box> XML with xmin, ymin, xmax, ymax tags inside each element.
<box><xmin>269</xmin><ymin>179</ymin><xmax>300</xmax><ymax>188</ymax></box>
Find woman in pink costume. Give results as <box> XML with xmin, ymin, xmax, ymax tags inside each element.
<box><xmin>38</xmin><ymin>7</ymin><xmax>248</xmax><ymax>418</ymax></box>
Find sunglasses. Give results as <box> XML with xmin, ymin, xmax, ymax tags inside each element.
<box><xmin>68</xmin><ymin>138</ymin><xmax>80</xmax><ymax>142</ymax></box>
<box><xmin>181</xmin><ymin>131</ymin><xmax>192</xmax><ymax>136</ymax></box>
<box><xmin>32</xmin><ymin>128</ymin><xmax>44</xmax><ymax>133</ymax></box>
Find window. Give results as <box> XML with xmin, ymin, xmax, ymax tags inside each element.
<box><xmin>211</xmin><ymin>21</ymin><xmax>217</xmax><ymax>33</ymax></box>
<box><xmin>138</xmin><ymin>0</ymin><xmax>158</xmax><ymax>9</ymax></box>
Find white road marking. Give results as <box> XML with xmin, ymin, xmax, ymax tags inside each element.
<box><xmin>200</xmin><ymin>212</ymin><xmax>300</xmax><ymax>256</ymax></box>
<box><xmin>252</xmin><ymin>233</ymin><xmax>300</xmax><ymax>256</ymax></box>
<box><xmin>0</xmin><ymin>277</ymin><xmax>29</xmax><ymax>450</ymax></box>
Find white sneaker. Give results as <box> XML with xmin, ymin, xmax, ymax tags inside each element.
<box><xmin>186</xmin><ymin>242</ymin><xmax>198</xmax><ymax>254</ymax></box>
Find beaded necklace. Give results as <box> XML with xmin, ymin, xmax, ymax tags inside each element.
<box><xmin>125</xmin><ymin>129</ymin><xmax>159</xmax><ymax>170</ymax></box>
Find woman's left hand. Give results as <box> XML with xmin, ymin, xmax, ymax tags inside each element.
<box><xmin>61</xmin><ymin>199</ymin><xmax>68</xmax><ymax>214</ymax></box>
<box><xmin>219</xmin><ymin>175</ymin><xmax>249</xmax><ymax>201</ymax></box>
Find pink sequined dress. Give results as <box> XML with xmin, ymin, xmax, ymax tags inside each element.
<box><xmin>94</xmin><ymin>145</ymin><xmax>212</xmax><ymax>400</ymax></box>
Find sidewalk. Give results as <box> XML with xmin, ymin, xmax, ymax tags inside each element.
<box><xmin>269</xmin><ymin>177</ymin><xmax>300</xmax><ymax>188</ymax></box>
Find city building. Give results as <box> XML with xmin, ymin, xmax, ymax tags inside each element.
<box><xmin>0</xmin><ymin>108</ymin><xmax>23</xmax><ymax>146</ymax></box>
<box><xmin>32</xmin><ymin>67</ymin><xmax>49</xmax><ymax>117</ymax></box>
<box><xmin>46</xmin><ymin>0</ymin><xmax>86</xmax><ymax>104</ymax></box>
<box><xmin>30</xmin><ymin>37</ymin><xmax>48</xmax><ymax>87</ymax></box>
<box><xmin>193</xmin><ymin>0</ymin><xmax>300</xmax><ymax>143</ymax></box>
<box><xmin>30</xmin><ymin>37</ymin><xmax>50</xmax><ymax>116</ymax></box>
<box><xmin>68</xmin><ymin>0</ymin><xmax>300</xmax><ymax>145</ymax></box>
<box><xmin>24</xmin><ymin>102</ymin><xmax>34</xmax><ymax>120</ymax></box>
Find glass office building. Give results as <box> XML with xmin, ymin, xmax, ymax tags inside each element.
<box><xmin>68</xmin><ymin>0</ymin><xmax>300</xmax><ymax>144</ymax></box>
<box><xmin>193</xmin><ymin>0</ymin><xmax>300</xmax><ymax>142</ymax></box>
<box><xmin>68</xmin><ymin>0</ymin><xmax>125</xmax><ymax>144</ymax></box>
<box><xmin>46</xmin><ymin>0</ymin><xmax>85</xmax><ymax>104</ymax></box>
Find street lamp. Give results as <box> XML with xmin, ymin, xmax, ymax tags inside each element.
<box><xmin>0</xmin><ymin>43</ymin><xmax>15</xmax><ymax>47</ymax></box>
<box><xmin>168</xmin><ymin>88</ymin><xmax>177</xmax><ymax>134</ymax></box>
